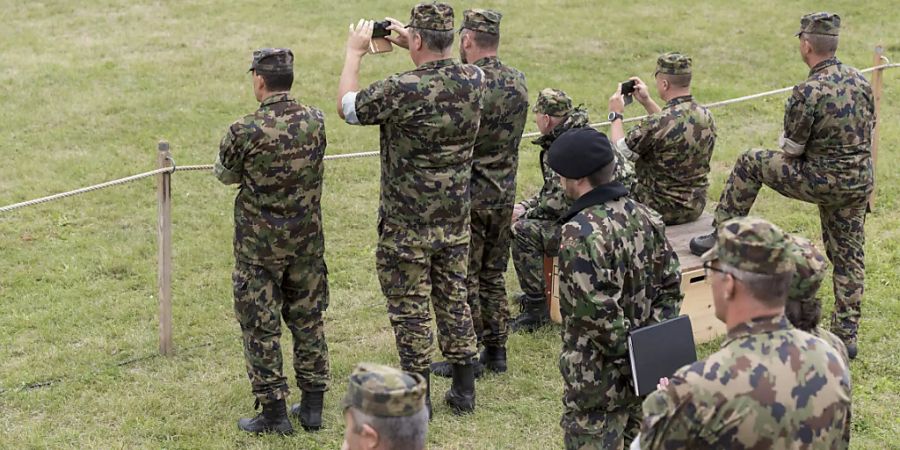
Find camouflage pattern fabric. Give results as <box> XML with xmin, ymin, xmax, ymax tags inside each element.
<box><xmin>622</xmin><ymin>95</ymin><xmax>716</xmax><ymax>225</ymax></box>
<box><xmin>215</xmin><ymin>93</ymin><xmax>330</xmax><ymax>404</ymax></box>
<box><xmin>468</xmin><ymin>207</ymin><xmax>514</xmax><ymax>347</ymax></box>
<box><xmin>558</xmin><ymin>184</ymin><xmax>683</xmax><ymax>449</ymax></box>
<box><xmin>532</xmin><ymin>88</ymin><xmax>573</xmax><ymax>117</ymax></box>
<box><xmin>461</xmin><ymin>9</ymin><xmax>502</xmax><ymax>35</ymax></box>
<box><xmin>406</xmin><ymin>2</ymin><xmax>454</xmax><ymax>31</ymax></box>
<box><xmin>341</xmin><ymin>363</ymin><xmax>426</xmax><ymax>417</ymax></box>
<box><xmin>638</xmin><ymin>315</ymin><xmax>852</xmax><ymax>449</ymax></box>
<box><xmin>814</xmin><ymin>326</ymin><xmax>851</xmax><ymax>371</ymax></box>
<box><xmin>701</xmin><ymin>217</ymin><xmax>795</xmax><ymax>274</ymax></box>
<box><xmin>713</xmin><ymin>58</ymin><xmax>875</xmax><ymax>344</ymax></box>
<box><xmin>355</xmin><ymin>57</ymin><xmax>483</xmax><ymax>372</ymax></box>
<box><xmin>248</xmin><ymin>48</ymin><xmax>293</xmax><ymax>74</ymax></box>
<box><xmin>233</xmin><ymin>257</ymin><xmax>330</xmax><ymax>403</ymax></box>
<box><xmin>511</xmin><ymin>217</ymin><xmax>559</xmax><ymax>300</ymax></box>
<box><xmin>655</xmin><ymin>52</ymin><xmax>692</xmax><ymax>76</ymax></box>
<box><xmin>797</xmin><ymin>12</ymin><xmax>841</xmax><ymax>36</ymax></box>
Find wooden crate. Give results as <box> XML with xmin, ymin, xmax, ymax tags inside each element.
<box><xmin>678</xmin><ymin>268</ymin><xmax>725</xmax><ymax>343</ymax></box>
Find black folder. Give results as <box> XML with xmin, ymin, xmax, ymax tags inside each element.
<box><xmin>628</xmin><ymin>315</ymin><xmax>698</xmax><ymax>396</ymax></box>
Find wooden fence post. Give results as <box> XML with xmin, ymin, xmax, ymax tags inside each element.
<box><xmin>868</xmin><ymin>44</ymin><xmax>885</xmax><ymax>211</ymax></box>
<box><xmin>157</xmin><ymin>141</ymin><xmax>174</xmax><ymax>356</ymax></box>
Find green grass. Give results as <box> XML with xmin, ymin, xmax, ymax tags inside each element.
<box><xmin>1</xmin><ymin>0</ymin><xmax>899</xmax><ymax>448</ymax></box>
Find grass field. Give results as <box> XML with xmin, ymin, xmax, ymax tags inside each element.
<box><xmin>1</xmin><ymin>0</ymin><xmax>898</xmax><ymax>448</ymax></box>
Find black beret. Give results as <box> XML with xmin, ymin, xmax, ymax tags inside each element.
<box><xmin>547</xmin><ymin>127</ymin><xmax>615</xmax><ymax>178</ymax></box>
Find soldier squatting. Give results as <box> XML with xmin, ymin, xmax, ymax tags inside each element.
<box><xmin>214</xmin><ymin>4</ymin><xmax>868</xmax><ymax>449</ymax></box>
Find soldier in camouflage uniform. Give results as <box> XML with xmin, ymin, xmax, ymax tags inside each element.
<box><xmin>609</xmin><ymin>52</ymin><xmax>717</xmax><ymax>225</ymax></box>
<box><xmin>635</xmin><ymin>217</ymin><xmax>852</xmax><ymax>449</ymax></box>
<box><xmin>510</xmin><ymin>89</ymin><xmax>635</xmax><ymax>332</ymax></box>
<box><xmin>690</xmin><ymin>13</ymin><xmax>875</xmax><ymax>358</ymax></box>
<box><xmin>341</xmin><ymin>363</ymin><xmax>429</xmax><ymax>450</ymax></box>
<box><xmin>338</xmin><ymin>3</ymin><xmax>482</xmax><ymax>416</ymax></box>
<box><xmin>427</xmin><ymin>9</ymin><xmax>528</xmax><ymax>379</ymax></box>
<box><xmin>547</xmin><ymin>127</ymin><xmax>683</xmax><ymax>450</ymax></box>
<box><xmin>214</xmin><ymin>48</ymin><xmax>330</xmax><ymax>435</ymax></box>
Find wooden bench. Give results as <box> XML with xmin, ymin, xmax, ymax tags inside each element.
<box><xmin>543</xmin><ymin>212</ymin><xmax>725</xmax><ymax>344</ymax></box>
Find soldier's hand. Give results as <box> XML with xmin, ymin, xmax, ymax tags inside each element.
<box><xmin>384</xmin><ymin>17</ymin><xmax>410</xmax><ymax>49</ymax></box>
<box><xmin>346</xmin><ymin>19</ymin><xmax>374</xmax><ymax>58</ymax></box>
<box><xmin>512</xmin><ymin>203</ymin><xmax>526</xmax><ymax>222</ymax></box>
<box><xmin>630</xmin><ymin>77</ymin><xmax>651</xmax><ymax>104</ymax></box>
<box><xmin>656</xmin><ymin>377</ymin><xmax>670</xmax><ymax>391</ymax></box>
<box><xmin>609</xmin><ymin>84</ymin><xmax>625</xmax><ymax>114</ymax></box>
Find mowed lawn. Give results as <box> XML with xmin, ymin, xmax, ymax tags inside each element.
<box><xmin>1</xmin><ymin>0</ymin><xmax>898</xmax><ymax>448</ymax></box>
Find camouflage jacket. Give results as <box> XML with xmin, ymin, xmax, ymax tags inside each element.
<box><xmin>214</xmin><ymin>93</ymin><xmax>326</xmax><ymax>265</ymax></box>
<box><xmin>520</xmin><ymin>108</ymin><xmax>589</xmax><ymax>221</ymax></box>
<box><xmin>781</xmin><ymin>57</ymin><xmax>875</xmax><ymax>196</ymax></box>
<box><xmin>558</xmin><ymin>182</ymin><xmax>682</xmax><ymax>433</ymax></box>
<box><xmin>355</xmin><ymin>58</ymin><xmax>484</xmax><ymax>232</ymax></box>
<box><xmin>813</xmin><ymin>326</ymin><xmax>851</xmax><ymax>375</ymax></box>
<box><xmin>623</xmin><ymin>95</ymin><xmax>716</xmax><ymax>225</ymax></box>
<box><xmin>470</xmin><ymin>56</ymin><xmax>528</xmax><ymax>210</ymax></box>
<box><xmin>639</xmin><ymin>315</ymin><xmax>852</xmax><ymax>449</ymax></box>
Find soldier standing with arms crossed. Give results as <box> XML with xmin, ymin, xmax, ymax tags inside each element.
<box><xmin>337</xmin><ymin>3</ymin><xmax>484</xmax><ymax>416</ymax></box>
<box><xmin>429</xmin><ymin>8</ymin><xmax>529</xmax><ymax>379</ymax></box>
<box><xmin>215</xmin><ymin>48</ymin><xmax>330</xmax><ymax>435</ymax></box>
<box><xmin>690</xmin><ymin>13</ymin><xmax>875</xmax><ymax>359</ymax></box>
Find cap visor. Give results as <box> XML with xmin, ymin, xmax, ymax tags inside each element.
<box><xmin>700</xmin><ymin>244</ymin><xmax>718</xmax><ymax>263</ymax></box>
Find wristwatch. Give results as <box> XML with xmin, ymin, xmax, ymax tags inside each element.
<box><xmin>608</xmin><ymin>112</ymin><xmax>624</xmax><ymax>122</ymax></box>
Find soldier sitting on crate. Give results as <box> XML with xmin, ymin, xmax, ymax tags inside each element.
<box><xmin>548</xmin><ymin>127</ymin><xmax>681</xmax><ymax>450</ymax></box>
<box><xmin>510</xmin><ymin>89</ymin><xmax>634</xmax><ymax>332</ymax></box>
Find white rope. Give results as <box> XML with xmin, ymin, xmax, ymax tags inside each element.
<box><xmin>2</xmin><ymin>63</ymin><xmax>898</xmax><ymax>214</ymax></box>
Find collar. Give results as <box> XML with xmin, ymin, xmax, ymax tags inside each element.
<box><xmin>808</xmin><ymin>57</ymin><xmax>841</xmax><ymax>77</ymax></box>
<box><xmin>260</xmin><ymin>92</ymin><xmax>293</xmax><ymax>108</ymax></box>
<box><xmin>472</xmin><ymin>56</ymin><xmax>500</xmax><ymax>67</ymax></box>
<box><xmin>665</xmin><ymin>95</ymin><xmax>693</xmax><ymax>108</ymax></box>
<box><xmin>416</xmin><ymin>58</ymin><xmax>456</xmax><ymax>71</ymax></box>
<box><xmin>722</xmin><ymin>314</ymin><xmax>792</xmax><ymax>347</ymax></box>
<box><xmin>560</xmin><ymin>182</ymin><xmax>629</xmax><ymax>222</ymax></box>
<box><xmin>532</xmin><ymin>108</ymin><xmax>590</xmax><ymax>148</ymax></box>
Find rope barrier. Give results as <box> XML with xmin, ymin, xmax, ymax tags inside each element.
<box><xmin>1</xmin><ymin>62</ymin><xmax>898</xmax><ymax>215</ymax></box>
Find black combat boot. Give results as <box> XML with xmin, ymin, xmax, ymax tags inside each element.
<box><xmin>238</xmin><ymin>398</ymin><xmax>294</xmax><ymax>435</ymax></box>
<box><xmin>444</xmin><ymin>363</ymin><xmax>476</xmax><ymax>415</ymax></box>
<box><xmin>429</xmin><ymin>359</ymin><xmax>484</xmax><ymax>378</ymax></box>
<box><xmin>846</xmin><ymin>343</ymin><xmax>858</xmax><ymax>360</ymax></box>
<box><xmin>689</xmin><ymin>232</ymin><xmax>717</xmax><ymax>257</ymax></box>
<box><xmin>290</xmin><ymin>390</ymin><xmax>324</xmax><ymax>431</ymax></box>
<box><xmin>510</xmin><ymin>295</ymin><xmax>550</xmax><ymax>333</ymax></box>
<box><xmin>415</xmin><ymin>369</ymin><xmax>433</xmax><ymax>421</ymax></box>
<box><xmin>480</xmin><ymin>346</ymin><xmax>507</xmax><ymax>374</ymax></box>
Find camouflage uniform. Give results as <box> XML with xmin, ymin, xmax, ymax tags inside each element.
<box><xmin>215</xmin><ymin>48</ymin><xmax>330</xmax><ymax>405</ymax></box>
<box><xmin>549</xmin><ymin>128</ymin><xmax>683</xmax><ymax>450</ymax></box>
<box><xmin>638</xmin><ymin>217</ymin><xmax>852</xmax><ymax>449</ymax></box>
<box><xmin>711</xmin><ymin>13</ymin><xmax>875</xmax><ymax>346</ymax></box>
<box><xmin>615</xmin><ymin>52</ymin><xmax>717</xmax><ymax>225</ymax></box>
<box><xmin>461</xmin><ymin>10</ymin><xmax>529</xmax><ymax>349</ymax></box>
<box><xmin>351</xmin><ymin>5</ymin><xmax>482</xmax><ymax>373</ymax></box>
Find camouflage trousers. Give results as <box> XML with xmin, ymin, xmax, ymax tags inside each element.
<box><xmin>562</xmin><ymin>403</ymin><xmax>642</xmax><ymax>450</ymax></box>
<box><xmin>715</xmin><ymin>149</ymin><xmax>869</xmax><ymax>343</ymax></box>
<box><xmin>468</xmin><ymin>207</ymin><xmax>514</xmax><ymax>348</ymax></box>
<box><xmin>233</xmin><ymin>257</ymin><xmax>330</xmax><ymax>404</ymax></box>
<box><xmin>511</xmin><ymin>217</ymin><xmax>560</xmax><ymax>299</ymax></box>
<box><xmin>376</xmin><ymin>220</ymin><xmax>478</xmax><ymax>373</ymax></box>
<box><xmin>632</xmin><ymin>183</ymin><xmax>705</xmax><ymax>226</ymax></box>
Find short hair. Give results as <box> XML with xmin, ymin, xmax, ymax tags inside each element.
<box><xmin>803</xmin><ymin>33</ymin><xmax>839</xmax><ymax>55</ymax></box>
<box><xmin>349</xmin><ymin>407</ymin><xmax>428</xmax><ymax>450</ymax></box>
<box><xmin>720</xmin><ymin>263</ymin><xmax>792</xmax><ymax>307</ymax></box>
<box><xmin>659</xmin><ymin>73</ymin><xmax>692</xmax><ymax>89</ymax></box>
<box><xmin>412</xmin><ymin>28</ymin><xmax>454</xmax><ymax>52</ymax></box>
<box><xmin>784</xmin><ymin>296</ymin><xmax>822</xmax><ymax>331</ymax></box>
<box><xmin>462</xmin><ymin>29</ymin><xmax>500</xmax><ymax>49</ymax></box>
<box><xmin>258</xmin><ymin>72</ymin><xmax>293</xmax><ymax>91</ymax></box>
<box><xmin>585</xmin><ymin>161</ymin><xmax>617</xmax><ymax>187</ymax></box>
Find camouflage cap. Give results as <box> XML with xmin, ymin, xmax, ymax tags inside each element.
<box><xmin>701</xmin><ymin>217</ymin><xmax>795</xmax><ymax>275</ymax></box>
<box><xmin>796</xmin><ymin>12</ymin><xmax>841</xmax><ymax>37</ymax></box>
<box><xmin>532</xmin><ymin>88</ymin><xmax>572</xmax><ymax>116</ymax></box>
<box><xmin>341</xmin><ymin>363</ymin><xmax>427</xmax><ymax>417</ymax></box>
<box><xmin>785</xmin><ymin>235</ymin><xmax>829</xmax><ymax>305</ymax></box>
<box><xmin>248</xmin><ymin>48</ymin><xmax>293</xmax><ymax>75</ymax></box>
<box><xmin>655</xmin><ymin>52</ymin><xmax>692</xmax><ymax>76</ymax></box>
<box><xmin>406</xmin><ymin>2</ymin><xmax>454</xmax><ymax>31</ymax></box>
<box><xmin>460</xmin><ymin>9</ymin><xmax>502</xmax><ymax>35</ymax></box>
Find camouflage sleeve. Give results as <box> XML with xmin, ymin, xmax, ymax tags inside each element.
<box><xmin>780</xmin><ymin>86</ymin><xmax>814</xmax><ymax>156</ymax></box>
<box><xmin>639</xmin><ymin>377</ymin><xmax>698</xmax><ymax>449</ymax></box>
<box><xmin>524</xmin><ymin>175</ymin><xmax>568</xmax><ymax>220</ymax></box>
<box><xmin>653</xmin><ymin>242</ymin><xmax>684</xmax><ymax>323</ymax></box>
<box><xmin>623</xmin><ymin>114</ymin><xmax>662</xmax><ymax>160</ymax></box>
<box><xmin>354</xmin><ymin>76</ymin><xmax>397</xmax><ymax>126</ymax></box>
<box><xmin>214</xmin><ymin>122</ymin><xmax>248</xmax><ymax>185</ymax></box>
<box><xmin>559</xmin><ymin>226</ymin><xmax>629</xmax><ymax>356</ymax></box>
<box><xmin>518</xmin><ymin>193</ymin><xmax>539</xmax><ymax>211</ymax></box>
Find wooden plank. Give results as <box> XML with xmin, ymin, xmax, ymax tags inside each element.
<box><xmin>666</xmin><ymin>212</ymin><xmax>715</xmax><ymax>271</ymax></box>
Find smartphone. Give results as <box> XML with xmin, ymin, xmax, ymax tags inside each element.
<box><xmin>621</xmin><ymin>80</ymin><xmax>636</xmax><ymax>106</ymax></box>
<box><xmin>370</xmin><ymin>20</ymin><xmax>393</xmax><ymax>54</ymax></box>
